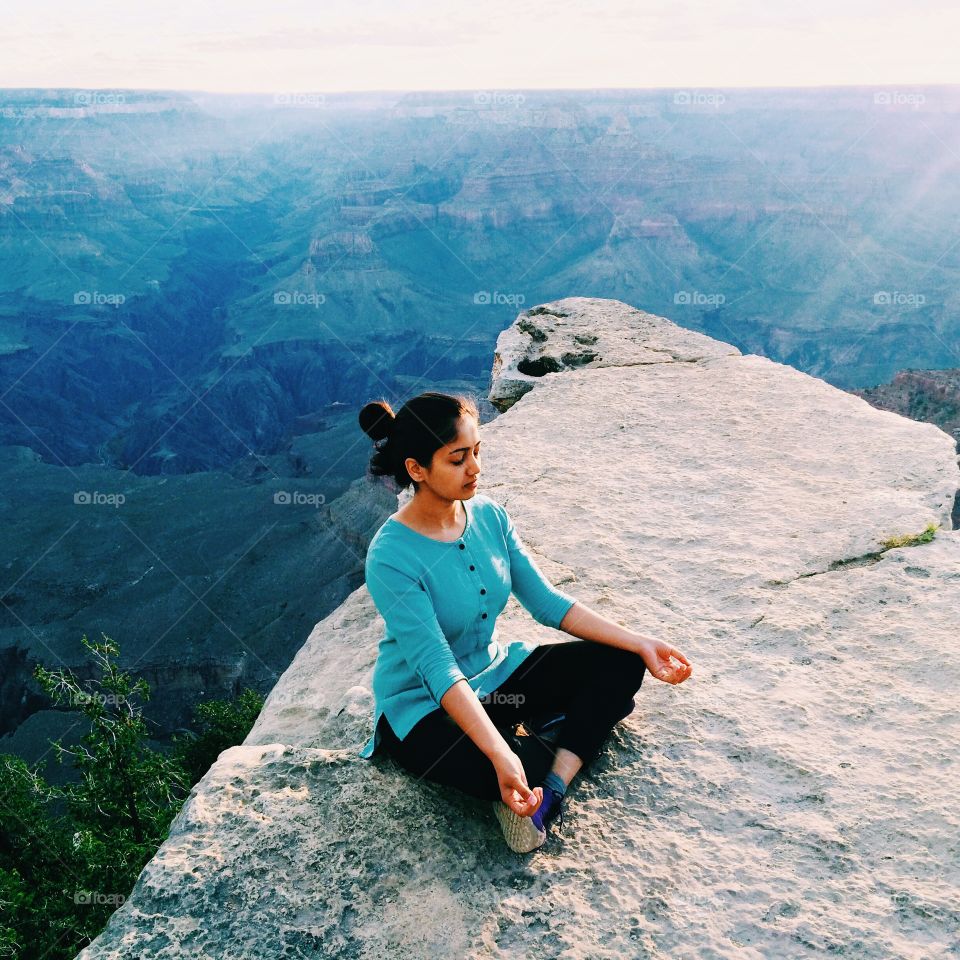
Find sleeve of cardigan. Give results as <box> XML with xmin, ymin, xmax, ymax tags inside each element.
<box><xmin>364</xmin><ymin>552</ymin><xmax>467</xmax><ymax>705</ymax></box>
<box><xmin>494</xmin><ymin>501</ymin><xmax>577</xmax><ymax>629</ymax></box>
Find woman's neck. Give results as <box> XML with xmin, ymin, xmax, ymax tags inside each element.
<box><xmin>404</xmin><ymin>492</ymin><xmax>463</xmax><ymax>531</ymax></box>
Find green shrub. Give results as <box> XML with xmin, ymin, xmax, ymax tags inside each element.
<box><xmin>0</xmin><ymin>633</ymin><xmax>266</xmax><ymax>959</ymax></box>
<box><xmin>170</xmin><ymin>687</ymin><xmax>265</xmax><ymax>785</ymax></box>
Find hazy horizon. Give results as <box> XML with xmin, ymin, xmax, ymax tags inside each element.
<box><xmin>1</xmin><ymin>82</ymin><xmax>956</xmax><ymax>95</ymax></box>
<box><xmin>3</xmin><ymin>0</ymin><xmax>958</xmax><ymax>93</ymax></box>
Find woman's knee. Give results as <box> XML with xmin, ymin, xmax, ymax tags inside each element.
<box><xmin>615</xmin><ymin>695</ymin><xmax>637</xmax><ymax>723</ymax></box>
<box><xmin>586</xmin><ymin>642</ymin><xmax>647</xmax><ymax>691</ymax></box>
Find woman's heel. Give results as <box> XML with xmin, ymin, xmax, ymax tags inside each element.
<box><xmin>491</xmin><ymin>800</ymin><xmax>547</xmax><ymax>853</ymax></box>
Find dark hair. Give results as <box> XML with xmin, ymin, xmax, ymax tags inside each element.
<box><xmin>358</xmin><ymin>391</ymin><xmax>480</xmax><ymax>492</ymax></box>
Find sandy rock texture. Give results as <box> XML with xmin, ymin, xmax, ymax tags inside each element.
<box><xmin>77</xmin><ymin>297</ymin><xmax>960</xmax><ymax>959</ymax></box>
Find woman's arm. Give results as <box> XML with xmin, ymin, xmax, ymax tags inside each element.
<box><xmin>439</xmin><ymin>679</ymin><xmax>543</xmax><ymax>816</ymax></box>
<box><xmin>557</xmin><ymin>601</ymin><xmax>648</xmax><ymax>652</ymax></box>
<box><xmin>558</xmin><ymin>601</ymin><xmax>693</xmax><ymax>684</ymax></box>
<box><xmin>365</xmin><ymin>554</ymin><xmax>467</xmax><ymax>703</ymax></box>
<box><xmin>439</xmin><ymin>679</ymin><xmax>513</xmax><ymax>761</ymax></box>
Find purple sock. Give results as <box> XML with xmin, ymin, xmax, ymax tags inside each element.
<box><xmin>542</xmin><ymin>770</ymin><xmax>567</xmax><ymax>797</ymax></box>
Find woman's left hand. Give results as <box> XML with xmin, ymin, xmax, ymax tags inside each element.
<box><xmin>637</xmin><ymin>639</ymin><xmax>692</xmax><ymax>684</ymax></box>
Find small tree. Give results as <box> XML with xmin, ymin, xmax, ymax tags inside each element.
<box><xmin>29</xmin><ymin>634</ymin><xmax>193</xmax><ymax>951</ymax></box>
<box><xmin>1</xmin><ymin>633</ymin><xmax>267</xmax><ymax>959</ymax></box>
<box><xmin>34</xmin><ymin>634</ymin><xmax>191</xmax><ymax>855</ymax></box>
<box><xmin>171</xmin><ymin>688</ymin><xmax>266</xmax><ymax>785</ymax></box>
<box><xmin>0</xmin><ymin>754</ymin><xmax>81</xmax><ymax>958</ymax></box>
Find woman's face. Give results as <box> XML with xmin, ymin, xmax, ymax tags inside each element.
<box><xmin>409</xmin><ymin>414</ymin><xmax>481</xmax><ymax>500</ymax></box>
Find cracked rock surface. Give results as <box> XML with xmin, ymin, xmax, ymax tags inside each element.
<box><xmin>489</xmin><ymin>296</ymin><xmax>739</xmax><ymax>410</ymax></box>
<box><xmin>78</xmin><ymin>297</ymin><xmax>960</xmax><ymax>959</ymax></box>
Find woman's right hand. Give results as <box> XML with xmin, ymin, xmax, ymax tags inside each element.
<box><xmin>492</xmin><ymin>749</ymin><xmax>543</xmax><ymax>817</ymax></box>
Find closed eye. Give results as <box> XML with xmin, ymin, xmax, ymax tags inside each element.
<box><xmin>453</xmin><ymin>446</ymin><xmax>481</xmax><ymax>465</ymax></box>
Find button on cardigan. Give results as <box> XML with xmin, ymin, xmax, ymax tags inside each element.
<box><xmin>357</xmin><ymin>492</ymin><xmax>577</xmax><ymax>759</ymax></box>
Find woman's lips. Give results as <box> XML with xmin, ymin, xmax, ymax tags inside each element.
<box><xmin>465</xmin><ymin>479</ymin><xmax>478</xmax><ymax>487</ymax></box>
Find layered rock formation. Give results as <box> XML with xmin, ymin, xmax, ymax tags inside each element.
<box><xmin>850</xmin><ymin>368</ymin><xmax>960</xmax><ymax>527</ymax></box>
<box><xmin>76</xmin><ymin>298</ymin><xmax>960</xmax><ymax>959</ymax></box>
<box><xmin>852</xmin><ymin>367</ymin><xmax>960</xmax><ymax>449</ymax></box>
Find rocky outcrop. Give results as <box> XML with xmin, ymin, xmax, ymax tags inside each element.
<box><xmin>850</xmin><ymin>367</ymin><xmax>960</xmax><ymax>527</ymax></box>
<box><xmin>851</xmin><ymin>367</ymin><xmax>960</xmax><ymax>449</ymax></box>
<box><xmin>76</xmin><ymin>297</ymin><xmax>960</xmax><ymax>959</ymax></box>
<box><xmin>489</xmin><ymin>299</ymin><xmax>738</xmax><ymax>410</ymax></box>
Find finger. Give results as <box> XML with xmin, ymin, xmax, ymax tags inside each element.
<box><xmin>511</xmin><ymin>789</ymin><xmax>538</xmax><ymax>816</ymax></box>
<box><xmin>521</xmin><ymin>786</ymin><xmax>542</xmax><ymax>813</ymax></box>
<box><xmin>671</xmin><ymin>650</ymin><xmax>691</xmax><ymax>666</ymax></box>
<box><xmin>660</xmin><ymin>663</ymin><xmax>685</xmax><ymax>683</ymax></box>
<box><xmin>510</xmin><ymin>783</ymin><xmax>538</xmax><ymax>809</ymax></box>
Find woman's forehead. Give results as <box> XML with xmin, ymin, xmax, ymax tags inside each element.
<box><xmin>447</xmin><ymin>420</ymin><xmax>481</xmax><ymax>450</ymax></box>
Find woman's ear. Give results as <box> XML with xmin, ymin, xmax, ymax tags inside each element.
<box><xmin>404</xmin><ymin>457</ymin><xmax>424</xmax><ymax>483</ymax></box>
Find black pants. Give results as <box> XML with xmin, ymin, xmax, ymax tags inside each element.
<box><xmin>379</xmin><ymin>640</ymin><xmax>647</xmax><ymax>802</ymax></box>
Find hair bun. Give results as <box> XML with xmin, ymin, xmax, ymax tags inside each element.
<box><xmin>358</xmin><ymin>399</ymin><xmax>396</xmax><ymax>443</ymax></box>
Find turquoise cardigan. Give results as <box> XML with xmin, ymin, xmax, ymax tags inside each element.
<box><xmin>358</xmin><ymin>493</ymin><xmax>577</xmax><ymax>759</ymax></box>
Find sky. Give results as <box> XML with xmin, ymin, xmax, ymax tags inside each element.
<box><xmin>1</xmin><ymin>0</ymin><xmax>958</xmax><ymax>93</ymax></box>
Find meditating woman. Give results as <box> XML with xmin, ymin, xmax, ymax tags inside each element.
<box><xmin>356</xmin><ymin>391</ymin><xmax>692</xmax><ymax>853</ymax></box>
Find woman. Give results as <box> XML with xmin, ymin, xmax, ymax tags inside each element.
<box><xmin>357</xmin><ymin>391</ymin><xmax>692</xmax><ymax>853</ymax></box>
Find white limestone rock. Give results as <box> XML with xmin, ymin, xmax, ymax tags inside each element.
<box><xmin>77</xmin><ymin>297</ymin><xmax>960</xmax><ymax>960</ymax></box>
<box><xmin>489</xmin><ymin>296</ymin><xmax>739</xmax><ymax>411</ymax></box>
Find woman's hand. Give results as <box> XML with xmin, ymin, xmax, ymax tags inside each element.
<box><xmin>491</xmin><ymin>749</ymin><xmax>543</xmax><ymax>817</ymax></box>
<box><xmin>638</xmin><ymin>639</ymin><xmax>692</xmax><ymax>684</ymax></box>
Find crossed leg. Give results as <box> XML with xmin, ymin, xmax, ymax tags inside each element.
<box><xmin>380</xmin><ymin>640</ymin><xmax>647</xmax><ymax>802</ymax></box>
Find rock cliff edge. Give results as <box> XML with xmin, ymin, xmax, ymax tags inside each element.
<box><xmin>78</xmin><ymin>298</ymin><xmax>960</xmax><ymax>959</ymax></box>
